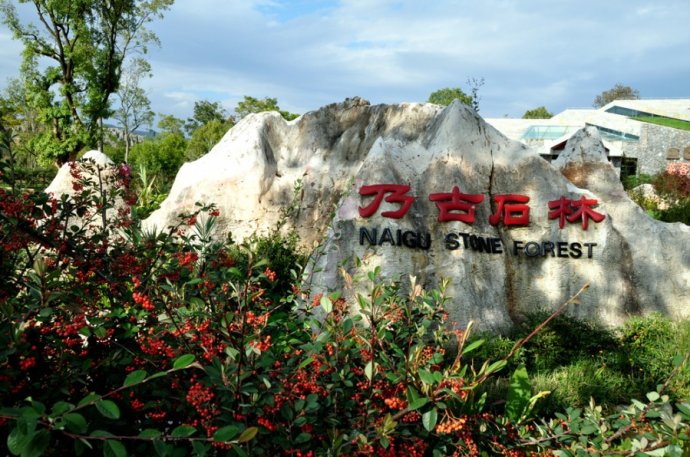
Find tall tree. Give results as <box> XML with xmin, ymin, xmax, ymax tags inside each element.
<box><xmin>184</xmin><ymin>100</ymin><xmax>229</xmax><ymax>135</ymax></box>
<box><xmin>593</xmin><ymin>83</ymin><xmax>640</xmax><ymax>108</ymax></box>
<box><xmin>522</xmin><ymin>106</ymin><xmax>553</xmax><ymax>119</ymax></box>
<box><xmin>235</xmin><ymin>96</ymin><xmax>298</xmax><ymax>121</ymax></box>
<box><xmin>0</xmin><ymin>0</ymin><xmax>174</xmax><ymax>165</ymax></box>
<box><xmin>114</xmin><ymin>58</ymin><xmax>154</xmax><ymax>163</ymax></box>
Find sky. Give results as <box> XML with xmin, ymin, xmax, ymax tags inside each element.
<box><xmin>1</xmin><ymin>0</ymin><xmax>690</xmax><ymax>122</ymax></box>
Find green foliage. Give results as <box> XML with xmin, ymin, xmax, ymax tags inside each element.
<box><xmin>235</xmin><ymin>96</ymin><xmax>298</xmax><ymax>121</ymax></box>
<box><xmin>129</xmin><ymin>115</ymin><xmax>187</xmax><ymax>190</ymax></box>
<box><xmin>0</xmin><ymin>0</ymin><xmax>174</xmax><ymax>163</ymax></box>
<box><xmin>593</xmin><ymin>83</ymin><xmax>640</xmax><ymax>108</ymax></box>
<box><xmin>114</xmin><ymin>58</ymin><xmax>155</xmax><ymax>163</ymax></box>
<box><xmin>131</xmin><ymin>163</ymin><xmax>166</xmax><ymax>219</ymax></box>
<box><xmin>617</xmin><ymin>314</ymin><xmax>690</xmax><ymax>395</ymax></box>
<box><xmin>0</xmin><ymin>160</ymin><xmax>689</xmax><ymax>455</ymax></box>
<box><xmin>185</xmin><ymin>119</ymin><xmax>232</xmax><ymax>161</ymax></box>
<box><xmin>522</xmin><ymin>106</ymin><xmax>553</xmax><ymax>119</ymax></box>
<box><xmin>622</xmin><ymin>172</ymin><xmax>653</xmax><ymax>190</ymax></box>
<box><xmin>515</xmin><ymin>311</ymin><xmax>619</xmax><ymax>372</ymax></box>
<box><xmin>185</xmin><ymin>100</ymin><xmax>230</xmax><ymax>135</ymax></box>
<box><xmin>632</xmin><ymin>115</ymin><xmax>690</xmax><ymax>131</ymax></box>
<box><xmin>427</xmin><ymin>87</ymin><xmax>473</xmax><ymax>107</ymax></box>
<box><xmin>530</xmin><ymin>358</ymin><xmax>632</xmax><ymax>413</ymax></box>
<box><xmin>627</xmin><ymin>171</ymin><xmax>690</xmax><ymax>225</ymax></box>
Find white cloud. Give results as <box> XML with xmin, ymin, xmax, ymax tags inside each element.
<box><xmin>2</xmin><ymin>0</ymin><xmax>690</xmax><ymax>118</ymax></box>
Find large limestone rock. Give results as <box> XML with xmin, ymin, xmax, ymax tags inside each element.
<box><xmin>145</xmin><ymin>100</ymin><xmax>690</xmax><ymax>330</ymax></box>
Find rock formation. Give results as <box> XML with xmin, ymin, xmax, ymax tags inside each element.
<box><xmin>45</xmin><ymin>150</ymin><xmax>127</xmax><ymax>231</ymax></box>
<box><xmin>144</xmin><ymin>99</ymin><xmax>690</xmax><ymax>330</ymax></box>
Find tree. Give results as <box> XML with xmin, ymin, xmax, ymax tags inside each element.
<box><xmin>593</xmin><ymin>83</ymin><xmax>640</xmax><ymax>108</ymax></box>
<box><xmin>185</xmin><ymin>119</ymin><xmax>232</xmax><ymax>161</ymax></box>
<box><xmin>0</xmin><ymin>77</ymin><xmax>43</xmax><ymax>167</ymax></box>
<box><xmin>235</xmin><ymin>96</ymin><xmax>298</xmax><ymax>121</ymax></box>
<box><xmin>129</xmin><ymin>114</ymin><xmax>186</xmax><ymax>190</ymax></box>
<box><xmin>0</xmin><ymin>0</ymin><xmax>174</xmax><ymax>165</ymax></box>
<box><xmin>522</xmin><ymin>106</ymin><xmax>553</xmax><ymax>119</ymax></box>
<box><xmin>113</xmin><ymin>58</ymin><xmax>154</xmax><ymax>163</ymax></box>
<box><xmin>184</xmin><ymin>100</ymin><xmax>229</xmax><ymax>135</ymax></box>
<box><xmin>428</xmin><ymin>87</ymin><xmax>473</xmax><ymax>107</ymax></box>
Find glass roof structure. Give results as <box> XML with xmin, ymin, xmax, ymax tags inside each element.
<box><xmin>521</xmin><ymin>125</ymin><xmax>578</xmax><ymax>140</ymax></box>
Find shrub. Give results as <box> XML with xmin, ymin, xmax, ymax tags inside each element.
<box><xmin>512</xmin><ymin>311</ymin><xmax>619</xmax><ymax>372</ymax></box>
<box><xmin>0</xmin><ymin>158</ymin><xmax>689</xmax><ymax>456</ymax></box>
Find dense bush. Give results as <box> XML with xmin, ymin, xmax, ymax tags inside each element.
<box><xmin>1</xmin><ymin>159</ymin><xmax>689</xmax><ymax>456</ymax></box>
<box><xmin>627</xmin><ymin>171</ymin><xmax>690</xmax><ymax>225</ymax></box>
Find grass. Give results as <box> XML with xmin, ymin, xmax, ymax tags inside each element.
<box><xmin>632</xmin><ymin>115</ymin><xmax>690</xmax><ymax>131</ymax></box>
<box><xmin>468</xmin><ymin>312</ymin><xmax>690</xmax><ymax>416</ymax></box>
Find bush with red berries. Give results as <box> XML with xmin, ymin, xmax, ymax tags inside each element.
<box><xmin>1</xmin><ymin>158</ymin><xmax>689</xmax><ymax>456</ymax></box>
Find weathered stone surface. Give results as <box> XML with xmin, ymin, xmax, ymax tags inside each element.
<box><xmin>145</xmin><ymin>100</ymin><xmax>690</xmax><ymax>330</ymax></box>
<box><xmin>45</xmin><ymin>150</ymin><xmax>125</xmax><ymax>230</ymax></box>
<box><xmin>45</xmin><ymin>150</ymin><xmax>115</xmax><ymax>196</ymax></box>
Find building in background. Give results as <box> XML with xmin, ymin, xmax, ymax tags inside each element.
<box><xmin>487</xmin><ymin>99</ymin><xmax>690</xmax><ymax>179</ymax></box>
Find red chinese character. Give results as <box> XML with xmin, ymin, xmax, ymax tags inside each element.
<box><xmin>428</xmin><ymin>186</ymin><xmax>484</xmax><ymax>223</ymax></box>
<box><xmin>547</xmin><ymin>196</ymin><xmax>574</xmax><ymax>229</ymax></box>
<box><xmin>548</xmin><ymin>195</ymin><xmax>606</xmax><ymax>230</ymax></box>
<box><xmin>489</xmin><ymin>194</ymin><xmax>530</xmax><ymax>226</ymax></box>
<box><xmin>566</xmin><ymin>195</ymin><xmax>605</xmax><ymax>230</ymax></box>
<box><xmin>358</xmin><ymin>184</ymin><xmax>416</xmax><ymax>219</ymax></box>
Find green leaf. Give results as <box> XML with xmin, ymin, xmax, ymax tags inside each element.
<box><xmin>342</xmin><ymin>317</ymin><xmax>353</xmax><ymax>334</ymax></box>
<box><xmin>64</xmin><ymin>413</ymin><xmax>88</xmax><ymax>434</ymax></box>
<box><xmin>212</xmin><ymin>425</ymin><xmax>240</xmax><ymax>442</ymax></box>
<box><xmin>123</xmin><ymin>370</ymin><xmax>148</xmax><ymax>387</ymax></box>
<box><xmin>646</xmin><ymin>391</ymin><xmax>660</xmax><ymax>402</ymax></box>
<box><xmin>406</xmin><ymin>386</ymin><xmax>421</xmax><ymax>404</ymax></box>
<box><xmin>237</xmin><ymin>427</ymin><xmax>258</xmax><ymax>443</ymax></box>
<box><xmin>298</xmin><ymin>357</ymin><xmax>314</xmax><ymax>370</ymax></box>
<box><xmin>50</xmin><ymin>401</ymin><xmax>74</xmax><ymax>416</ymax></box>
<box><xmin>138</xmin><ymin>429</ymin><xmax>161</xmax><ymax>438</ymax></box>
<box><xmin>95</xmin><ymin>400</ymin><xmax>120</xmax><ymax>420</ymax></box>
<box><xmin>506</xmin><ymin>364</ymin><xmax>531</xmax><ymax>423</ymax></box>
<box><xmin>103</xmin><ymin>440</ymin><xmax>127</xmax><ymax>457</ymax></box>
<box><xmin>422</xmin><ymin>408</ymin><xmax>438</xmax><ymax>432</ymax></box>
<box><xmin>320</xmin><ymin>295</ymin><xmax>333</xmax><ymax>313</ymax></box>
<box><xmin>191</xmin><ymin>441</ymin><xmax>209</xmax><ymax>457</ymax></box>
<box><xmin>7</xmin><ymin>426</ymin><xmax>32</xmax><ymax>455</ymax></box>
<box><xmin>417</xmin><ymin>368</ymin><xmax>435</xmax><ymax>386</ymax></box>
<box><xmin>189</xmin><ymin>297</ymin><xmax>205</xmax><ymax>309</ymax></box>
<box><xmin>94</xmin><ymin>326</ymin><xmax>107</xmax><ymax>339</ymax></box>
<box><xmin>408</xmin><ymin>397</ymin><xmax>429</xmax><ymax>411</ymax></box>
<box><xmin>171</xmin><ymin>425</ymin><xmax>197</xmax><ymax>438</ymax></box>
<box><xmin>461</xmin><ymin>339</ymin><xmax>484</xmax><ymax>355</ymax></box>
<box><xmin>147</xmin><ymin>372</ymin><xmax>168</xmax><ymax>381</ymax></box>
<box><xmin>173</xmin><ymin>354</ymin><xmax>196</xmax><ymax>370</ymax></box>
<box><xmin>295</xmin><ymin>432</ymin><xmax>311</xmax><ymax>444</ymax></box>
<box><xmin>22</xmin><ymin>429</ymin><xmax>49</xmax><ymax>457</ymax></box>
<box><xmin>485</xmin><ymin>359</ymin><xmax>507</xmax><ymax>376</ymax></box>
<box><xmin>152</xmin><ymin>439</ymin><xmax>170</xmax><ymax>457</ymax></box>
<box><xmin>364</xmin><ymin>361</ymin><xmax>375</xmax><ymax>381</ymax></box>
<box><xmin>676</xmin><ymin>402</ymin><xmax>690</xmax><ymax>419</ymax></box>
<box><xmin>78</xmin><ymin>393</ymin><xmax>101</xmax><ymax>408</ymax></box>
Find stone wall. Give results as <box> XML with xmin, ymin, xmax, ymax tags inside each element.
<box><xmin>634</xmin><ymin>124</ymin><xmax>690</xmax><ymax>175</ymax></box>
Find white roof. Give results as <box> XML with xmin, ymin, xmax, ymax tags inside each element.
<box><xmin>603</xmin><ymin>99</ymin><xmax>690</xmax><ymax>121</ymax></box>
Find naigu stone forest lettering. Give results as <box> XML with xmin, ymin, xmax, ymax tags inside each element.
<box><xmin>48</xmin><ymin>99</ymin><xmax>690</xmax><ymax>331</ymax></box>
<box><xmin>357</xmin><ymin>183</ymin><xmax>603</xmax><ymax>259</ymax></box>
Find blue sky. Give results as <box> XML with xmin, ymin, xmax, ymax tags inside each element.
<box><xmin>1</xmin><ymin>0</ymin><xmax>689</xmax><ymax>121</ymax></box>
